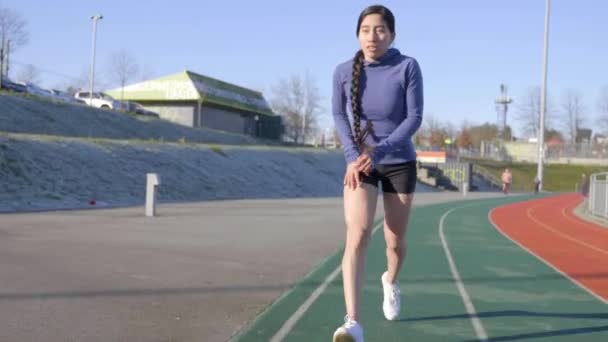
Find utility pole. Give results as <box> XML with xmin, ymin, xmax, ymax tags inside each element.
<box><xmin>89</xmin><ymin>14</ymin><xmax>103</xmax><ymax>105</ymax></box>
<box><xmin>0</xmin><ymin>38</ymin><xmax>5</xmax><ymax>88</ymax></box>
<box><xmin>537</xmin><ymin>0</ymin><xmax>551</xmax><ymax>192</ymax></box>
<box><xmin>5</xmin><ymin>40</ymin><xmax>10</xmax><ymax>78</ymax></box>
<box><xmin>494</xmin><ymin>84</ymin><xmax>512</xmax><ymax>140</ymax></box>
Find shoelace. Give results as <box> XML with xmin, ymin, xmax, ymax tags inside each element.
<box><xmin>386</xmin><ymin>284</ymin><xmax>400</xmax><ymax>303</ymax></box>
<box><xmin>343</xmin><ymin>315</ymin><xmax>357</xmax><ymax>328</ymax></box>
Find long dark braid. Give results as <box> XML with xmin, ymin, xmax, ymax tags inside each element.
<box><xmin>351</xmin><ymin>50</ymin><xmax>376</xmax><ymax>152</ymax></box>
<box><xmin>350</xmin><ymin>49</ymin><xmax>365</xmax><ymax>149</ymax></box>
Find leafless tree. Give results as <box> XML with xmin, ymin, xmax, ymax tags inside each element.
<box><xmin>597</xmin><ymin>86</ymin><xmax>608</xmax><ymax>134</ymax></box>
<box><xmin>0</xmin><ymin>5</ymin><xmax>28</xmax><ymax>82</ymax></box>
<box><xmin>560</xmin><ymin>89</ymin><xmax>586</xmax><ymax>143</ymax></box>
<box><xmin>16</xmin><ymin>63</ymin><xmax>39</xmax><ymax>84</ymax></box>
<box><xmin>516</xmin><ymin>86</ymin><xmax>556</xmax><ymax>138</ymax></box>
<box><xmin>107</xmin><ymin>49</ymin><xmax>139</xmax><ymax>102</ymax></box>
<box><xmin>55</xmin><ymin>67</ymin><xmax>96</xmax><ymax>95</ymax></box>
<box><xmin>270</xmin><ymin>71</ymin><xmax>322</xmax><ymax>144</ymax></box>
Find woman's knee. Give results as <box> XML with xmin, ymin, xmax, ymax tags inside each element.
<box><xmin>385</xmin><ymin>234</ymin><xmax>406</xmax><ymax>252</ymax></box>
<box><xmin>345</xmin><ymin>227</ymin><xmax>372</xmax><ymax>252</ymax></box>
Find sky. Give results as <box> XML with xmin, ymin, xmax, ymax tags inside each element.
<box><xmin>3</xmin><ymin>0</ymin><xmax>608</xmax><ymax>138</ymax></box>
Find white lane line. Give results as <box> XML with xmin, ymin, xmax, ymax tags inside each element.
<box><xmin>269</xmin><ymin>220</ymin><xmax>384</xmax><ymax>342</ymax></box>
<box><xmin>439</xmin><ymin>206</ymin><xmax>489</xmax><ymax>341</ymax></box>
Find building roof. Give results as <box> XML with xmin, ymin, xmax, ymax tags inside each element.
<box><xmin>105</xmin><ymin>70</ymin><xmax>275</xmax><ymax>116</ymax></box>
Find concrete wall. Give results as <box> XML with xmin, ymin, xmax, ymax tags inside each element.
<box><xmin>140</xmin><ymin>102</ymin><xmax>247</xmax><ymax>134</ymax></box>
<box><xmin>139</xmin><ymin>101</ymin><xmax>281</xmax><ymax>140</ymax></box>
<box><xmin>144</xmin><ymin>103</ymin><xmax>196</xmax><ymax>127</ymax></box>
<box><xmin>504</xmin><ymin>142</ymin><xmax>537</xmax><ymax>162</ymax></box>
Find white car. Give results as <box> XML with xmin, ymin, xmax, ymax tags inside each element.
<box><xmin>74</xmin><ymin>91</ymin><xmax>119</xmax><ymax>109</ymax></box>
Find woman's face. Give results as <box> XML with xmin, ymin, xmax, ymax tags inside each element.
<box><xmin>358</xmin><ymin>14</ymin><xmax>394</xmax><ymax>61</ymax></box>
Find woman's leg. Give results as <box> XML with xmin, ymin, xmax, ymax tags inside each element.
<box><xmin>341</xmin><ymin>183</ymin><xmax>379</xmax><ymax>320</ymax></box>
<box><xmin>382</xmin><ymin>192</ymin><xmax>414</xmax><ymax>283</ymax></box>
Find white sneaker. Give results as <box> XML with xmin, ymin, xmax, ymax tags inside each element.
<box><xmin>381</xmin><ymin>271</ymin><xmax>401</xmax><ymax>320</ymax></box>
<box><xmin>332</xmin><ymin>315</ymin><xmax>364</xmax><ymax>342</ymax></box>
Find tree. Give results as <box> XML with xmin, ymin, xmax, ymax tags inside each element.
<box><xmin>597</xmin><ymin>86</ymin><xmax>608</xmax><ymax>134</ymax></box>
<box><xmin>270</xmin><ymin>71</ymin><xmax>322</xmax><ymax>144</ymax></box>
<box><xmin>468</xmin><ymin>123</ymin><xmax>499</xmax><ymax>149</ymax></box>
<box><xmin>516</xmin><ymin>86</ymin><xmax>556</xmax><ymax>138</ymax></box>
<box><xmin>419</xmin><ymin>114</ymin><xmax>444</xmax><ymax>147</ymax></box>
<box><xmin>561</xmin><ymin>89</ymin><xmax>586</xmax><ymax>143</ymax></box>
<box><xmin>108</xmin><ymin>49</ymin><xmax>139</xmax><ymax>102</ymax></box>
<box><xmin>16</xmin><ymin>63</ymin><xmax>39</xmax><ymax>84</ymax></box>
<box><xmin>545</xmin><ymin>128</ymin><xmax>564</xmax><ymax>143</ymax></box>
<box><xmin>0</xmin><ymin>5</ymin><xmax>28</xmax><ymax>83</ymax></box>
<box><xmin>457</xmin><ymin>126</ymin><xmax>472</xmax><ymax>149</ymax></box>
<box><xmin>55</xmin><ymin>67</ymin><xmax>95</xmax><ymax>95</ymax></box>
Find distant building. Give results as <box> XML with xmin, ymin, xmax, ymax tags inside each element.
<box><xmin>576</xmin><ymin>128</ymin><xmax>592</xmax><ymax>144</ymax></box>
<box><xmin>594</xmin><ymin>134</ymin><xmax>608</xmax><ymax>145</ymax></box>
<box><xmin>105</xmin><ymin>70</ymin><xmax>283</xmax><ymax>140</ymax></box>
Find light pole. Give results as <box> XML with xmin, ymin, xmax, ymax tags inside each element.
<box><xmin>537</xmin><ymin>0</ymin><xmax>550</xmax><ymax>192</ymax></box>
<box><xmin>89</xmin><ymin>14</ymin><xmax>103</xmax><ymax>106</ymax></box>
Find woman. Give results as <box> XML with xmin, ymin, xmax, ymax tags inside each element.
<box><xmin>331</xmin><ymin>4</ymin><xmax>424</xmax><ymax>342</ymax></box>
<box><xmin>501</xmin><ymin>168</ymin><xmax>512</xmax><ymax>194</ymax></box>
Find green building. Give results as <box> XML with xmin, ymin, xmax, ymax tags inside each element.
<box><xmin>106</xmin><ymin>70</ymin><xmax>283</xmax><ymax>140</ymax></box>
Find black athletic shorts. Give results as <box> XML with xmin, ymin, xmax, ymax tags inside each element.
<box><xmin>360</xmin><ymin>161</ymin><xmax>417</xmax><ymax>194</ymax></box>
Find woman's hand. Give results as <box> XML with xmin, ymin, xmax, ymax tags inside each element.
<box><xmin>344</xmin><ymin>152</ymin><xmax>374</xmax><ymax>189</ymax></box>
<box><xmin>343</xmin><ymin>162</ymin><xmax>362</xmax><ymax>189</ymax></box>
<box><xmin>355</xmin><ymin>152</ymin><xmax>373</xmax><ymax>175</ymax></box>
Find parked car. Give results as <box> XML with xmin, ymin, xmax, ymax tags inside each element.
<box><xmin>0</xmin><ymin>78</ymin><xmax>27</xmax><ymax>93</ymax></box>
<box><xmin>17</xmin><ymin>82</ymin><xmax>61</xmax><ymax>101</ymax></box>
<box><xmin>74</xmin><ymin>91</ymin><xmax>120</xmax><ymax>109</ymax></box>
<box><xmin>50</xmin><ymin>89</ymin><xmax>86</xmax><ymax>105</ymax></box>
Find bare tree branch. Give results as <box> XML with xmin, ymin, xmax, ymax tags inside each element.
<box><xmin>270</xmin><ymin>71</ymin><xmax>322</xmax><ymax>144</ymax></box>
<box><xmin>560</xmin><ymin>89</ymin><xmax>586</xmax><ymax>143</ymax></box>
<box><xmin>0</xmin><ymin>5</ymin><xmax>28</xmax><ymax>51</ymax></box>
<box><xmin>16</xmin><ymin>64</ymin><xmax>39</xmax><ymax>84</ymax></box>
<box><xmin>516</xmin><ymin>86</ymin><xmax>556</xmax><ymax>138</ymax></box>
<box><xmin>0</xmin><ymin>5</ymin><xmax>28</xmax><ymax>84</ymax></box>
<box><xmin>597</xmin><ymin>86</ymin><xmax>608</xmax><ymax>134</ymax></box>
<box><xmin>107</xmin><ymin>49</ymin><xmax>139</xmax><ymax>101</ymax></box>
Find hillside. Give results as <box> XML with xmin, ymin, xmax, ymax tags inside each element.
<box><xmin>0</xmin><ymin>92</ymin><xmax>435</xmax><ymax>212</ymax></box>
<box><xmin>0</xmin><ymin>92</ymin><xmax>266</xmax><ymax>145</ymax></box>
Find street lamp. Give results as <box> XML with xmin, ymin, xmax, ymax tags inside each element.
<box><xmin>89</xmin><ymin>14</ymin><xmax>103</xmax><ymax>106</ymax></box>
<box><xmin>537</xmin><ymin>0</ymin><xmax>550</xmax><ymax>192</ymax></box>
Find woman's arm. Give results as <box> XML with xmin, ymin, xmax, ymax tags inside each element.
<box><xmin>371</xmin><ymin>58</ymin><xmax>424</xmax><ymax>165</ymax></box>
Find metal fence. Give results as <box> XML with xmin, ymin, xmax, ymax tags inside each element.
<box><xmin>546</xmin><ymin>142</ymin><xmax>608</xmax><ymax>159</ymax></box>
<box><xmin>588</xmin><ymin>172</ymin><xmax>608</xmax><ymax>219</ymax></box>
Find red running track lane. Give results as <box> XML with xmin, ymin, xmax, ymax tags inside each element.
<box><xmin>490</xmin><ymin>193</ymin><xmax>608</xmax><ymax>303</ymax></box>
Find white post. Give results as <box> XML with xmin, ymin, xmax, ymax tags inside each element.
<box><xmin>146</xmin><ymin>173</ymin><xmax>161</xmax><ymax>217</ymax></box>
<box><xmin>89</xmin><ymin>14</ymin><xmax>103</xmax><ymax>106</ymax></box>
<box><xmin>536</xmin><ymin>0</ymin><xmax>551</xmax><ymax>192</ymax></box>
<box><xmin>604</xmin><ymin>176</ymin><xmax>608</xmax><ymax>218</ymax></box>
<box><xmin>589</xmin><ymin>174</ymin><xmax>595</xmax><ymax>214</ymax></box>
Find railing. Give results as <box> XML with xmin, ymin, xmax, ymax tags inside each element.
<box><xmin>472</xmin><ymin>164</ymin><xmax>502</xmax><ymax>190</ymax></box>
<box><xmin>588</xmin><ymin>172</ymin><xmax>608</xmax><ymax>219</ymax></box>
